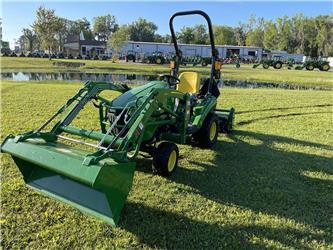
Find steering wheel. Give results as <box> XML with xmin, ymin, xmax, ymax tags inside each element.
<box><xmin>160</xmin><ymin>74</ymin><xmax>180</xmax><ymax>86</ymax></box>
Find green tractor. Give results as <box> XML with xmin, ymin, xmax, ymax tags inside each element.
<box><xmin>1</xmin><ymin>10</ymin><xmax>234</xmax><ymax>226</ymax></box>
<box><xmin>200</xmin><ymin>57</ymin><xmax>212</xmax><ymax>66</ymax></box>
<box><xmin>181</xmin><ymin>56</ymin><xmax>212</xmax><ymax>67</ymax></box>
<box><xmin>295</xmin><ymin>60</ymin><xmax>330</xmax><ymax>71</ymax></box>
<box><xmin>145</xmin><ymin>51</ymin><xmax>166</xmax><ymax>64</ymax></box>
<box><xmin>253</xmin><ymin>58</ymin><xmax>284</xmax><ymax>69</ymax></box>
<box><xmin>125</xmin><ymin>50</ymin><xmax>136</xmax><ymax>62</ymax></box>
<box><xmin>181</xmin><ymin>55</ymin><xmax>202</xmax><ymax>66</ymax></box>
<box><xmin>164</xmin><ymin>53</ymin><xmax>176</xmax><ymax>64</ymax></box>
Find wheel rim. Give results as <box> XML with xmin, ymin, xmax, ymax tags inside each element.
<box><xmin>156</xmin><ymin>58</ymin><xmax>161</xmax><ymax>64</ymax></box>
<box><xmin>276</xmin><ymin>63</ymin><xmax>281</xmax><ymax>68</ymax></box>
<box><xmin>209</xmin><ymin>122</ymin><xmax>217</xmax><ymax>141</ymax></box>
<box><xmin>323</xmin><ymin>65</ymin><xmax>329</xmax><ymax>70</ymax></box>
<box><xmin>167</xmin><ymin>150</ymin><xmax>177</xmax><ymax>172</ymax></box>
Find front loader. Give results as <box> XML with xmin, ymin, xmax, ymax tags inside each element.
<box><xmin>1</xmin><ymin>10</ymin><xmax>235</xmax><ymax>226</ymax></box>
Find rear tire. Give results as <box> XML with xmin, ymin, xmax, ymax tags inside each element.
<box><xmin>320</xmin><ymin>64</ymin><xmax>330</xmax><ymax>71</ymax></box>
<box><xmin>153</xmin><ymin>142</ymin><xmax>179</xmax><ymax>177</ymax></box>
<box><xmin>194</xmin><ymin>113</ymin><xmax>219</xmax><ymax>148</ymax></box>
<box><xmin>306</xmin><ymin>65</ymin><xmax>314</xmax><ymax>71</ymax></box>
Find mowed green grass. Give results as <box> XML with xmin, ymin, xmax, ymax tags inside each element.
<box><xmin>1</xmin><ymin>80</ymin><xmax>333</xmax><ymax>249</ymax></box>
<box><xmin>1</xmin><ymin>57</ymin><xmax>333</xmax><ymax>87</ymax></box>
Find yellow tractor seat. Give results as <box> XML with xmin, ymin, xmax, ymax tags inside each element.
<box><xmin>177</xmin><ymin>72</ymin><xmax>200</xmax><ymax>94</ymax></box>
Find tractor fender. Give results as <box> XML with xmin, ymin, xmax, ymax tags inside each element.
<box><xmin>191</xmin><ymin>96</ymin><xmax>217</xmax><ymax>130</ymax></box>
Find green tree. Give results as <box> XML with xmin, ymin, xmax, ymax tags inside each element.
<box><xmin>154</xmin><ymin>34</ymin><xmax>171</xmax><ymax>43</ymax></box>
<box><xmin>109</xmin><ymin>25</ymin><xmax>130</xmax><ymax>53</ymax></box>
<box><xmin>303</xmin><ymin>18</ymin><xmax>318</xmax><ymax>57</ymax></box>
<box><xmin>69</xmin><ymin>18</ymin><xmax>93</xmax><ymax>40</ymax></box>
<box><xmin>263</xmin><ymin>21</ymin><xmax>278</xmax><ymax>50</ymax></box>
<box><xmin>291</xmin><ymin>14</ymin><xmax>306</xmax><ymax>54</ymax></box>
<box><xmin>178</xmin><ymin>26</ymin><xmax>195</xmax><ymax>44</ymax></box>
<box><xmin>93</xmin><ymin>14</ymin><xmax>118</xmax><ymax>41</ymax></box>
<box><xmin>245</xmin><ymin>16</ymin><xmax>264</xmax><ymax>47</ymax></box>
<box><xmin>193</xmin><ymin>24</ymin><xmax>208</xmax><ymax>44</ymax></box>
<box><xmin>18</xmin><ymin>35</ymin><xmax>27</xmax><ymax>52</ymax></box>
<box><xmin>246</xmin><ymin>28</ymin><xmax>264</xmax><ymax>47</ymax></box>
<box><xmin>234</xmin><ymin>24</ymin><xmax>247</xmax><ymax>46</ymax></box>
<box><xmin>128</xmin><ymin>18</ymin><xmax>158</xmax><ymax>42</ymax></box>
<box><xmin>33</xmin><ymin>6</ymin><xmax>61</xmax><ymax>58</ymax></box>
<box><xmin>314</xmin><ymin>15</ymin><xmax>333</xmax><ymax>56</ymax></box>
<box><xmin>213</xmin><ymin>25</ymin><xmax>236</xmax><ymax>45</ymax></box>
<box><xmin>276</xmin><ymin>16</ymin><xmax>292</xmax><ymax>52</ymax></box>
<box><xmin>22</xmin><ymin>28</ymin><xmax>37</xmax><ymax>52</ymax></box>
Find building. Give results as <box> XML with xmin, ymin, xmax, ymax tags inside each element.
<box><xmin>64</xmin><ymin>32</ymin><xmax>106</xmax><ymax>57</ymax></box>
<box><xmin>121</xmin><ymin>41</ymin><xmax>263</xmax><ymax>59</ymax></box>
<box><xmin>119</xmin><ymin>41</ymin><xmax>304</xmax><ymax>62</ymax></box>
<box><xmin>264</xmin><ymin>50</ymin><xmax>304</xmax><ymax>62</ymax></box>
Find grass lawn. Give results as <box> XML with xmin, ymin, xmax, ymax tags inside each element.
<box><xmin>1</xmin><ymin>80</ymin><xmax>332</xmax><ymax>248</ymax></box>
<box><xmin>1</xmin><ymin>57</ymin><xmax>333</xmax><ymax>88</ymax></box>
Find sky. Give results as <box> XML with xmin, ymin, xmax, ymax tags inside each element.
<box><xmin>1</xmin><ymin>1</ymin><xmax>332</xmax><ymax>49</ymax></box>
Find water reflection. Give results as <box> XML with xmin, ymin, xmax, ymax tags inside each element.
<box><xmin>1</xmin><ymin>72</ymin><xmax>157</xmax><ymax>83</ymax></box>
<box><xmin>1</xmin><ymin>72</ymin><xmax>329</xmax><ymax>90</ymax></box>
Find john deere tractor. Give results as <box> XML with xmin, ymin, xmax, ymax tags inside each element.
<box><xmin>1</xmin><ymin>10</ymin><xmax>234</xmax><ymax>226</ymax></box>
<box><xmin>295</xmin><ymin>59</ymin><xmax>330</xmax><ymax>71</ymax></box>
<box><xmin>253</xmin><ymin>58</ymin><xmax>284</xmax><ymax>69</ymax></box>
<box><xmin>125</xmin><ymin>50</ymin><xmax>136</xmax><ymax>62</ymax></box>
<box><xmin>146</xmin><ymin>51</ymin><xmax>166</xmax><ymax>64</ymax></box>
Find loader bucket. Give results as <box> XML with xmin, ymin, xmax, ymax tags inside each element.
<box><xmin>1</xmin><ymin>136</ymin><xmax>136</xmax><ymax>226</ymax></box>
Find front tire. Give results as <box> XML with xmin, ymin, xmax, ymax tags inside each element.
<box><xmin>194</xmin><ymin>113</ymin><xmax>219</xmax><ymax>148</ymax></box>
<box><xmin>153</xmin><ymin>142</ymin><xmax>179</xmax><ymax>176</ymax></box>
<box><xmin>274</xmin><ymin>62</ymin><xmax>282</xmax><ymax>69</ymax></box>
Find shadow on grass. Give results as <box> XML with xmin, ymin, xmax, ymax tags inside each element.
<box><xmin>130</xmin><ymin>130</ymin><xmax>332</xmax><ymax>248</ymax></box>
<box><xmin>237</xmin><ymin>111</ymin><xmax>332</xmax><ymax>126</ymax></box>
<box><xmin>237</xmin><ymin>104</ymin><xmax>333</xmax><ymax>114</ymax></box>
<box><xmin>120</xmin><ymin>201</ymin><xmax>327</xmax><ymax>249</ymax></box>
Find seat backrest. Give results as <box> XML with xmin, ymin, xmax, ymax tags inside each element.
<box><xmin>177</xmin><ymin>72</ymin><xmax>200</xmax><ymax>94</ymax></box>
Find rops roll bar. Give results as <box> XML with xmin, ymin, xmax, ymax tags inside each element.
<box><xmin>169</xmin><ymin>10</ymin><xmax>221</xmax><ymax>93</ymax></box>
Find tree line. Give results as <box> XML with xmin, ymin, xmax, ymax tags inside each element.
<box><xmin>111</xmin><ymin>13</ymin><xmax>333</xmax><ymax>57</ymax></box>
<box><xmin>19</xmin><ymin>6</ymin><xmax>333</xmax><ymax>57</ymax></box>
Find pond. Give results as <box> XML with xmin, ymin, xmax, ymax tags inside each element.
<box><xmin>1</xmin><ymin>72</ymin><xmax>158</xmax><ymax>83</ymax></box>
<box><xmin>1</xmin><ymin>72</ymin><xmax>329</xmax><ymax>90</ymax></box>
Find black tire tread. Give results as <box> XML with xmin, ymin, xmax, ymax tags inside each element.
<box><xmin>152</xmin><ymin>142</ymin><xmax>179</xmax><ymax>176</ymax></box>
<box><xmin>194</xmin><ymin>113</ymin><xmax>219</xmax><ymax>148</ymax></box>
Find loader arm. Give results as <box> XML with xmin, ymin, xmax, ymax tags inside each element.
<box><xmin>114</xmin><ymin>88</ymin><xmax>191</xmax><ymax>158</ymax></box>
<box><xmin>81</xmin><ymin>87</ymin><xmax>191</xmax><ymax>164</ymax></box>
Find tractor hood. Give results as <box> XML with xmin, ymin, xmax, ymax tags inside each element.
<box><xmin>111</xmin><ymin>80</ymin><xmax>168</xmax><ymax>107</ymax></box>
